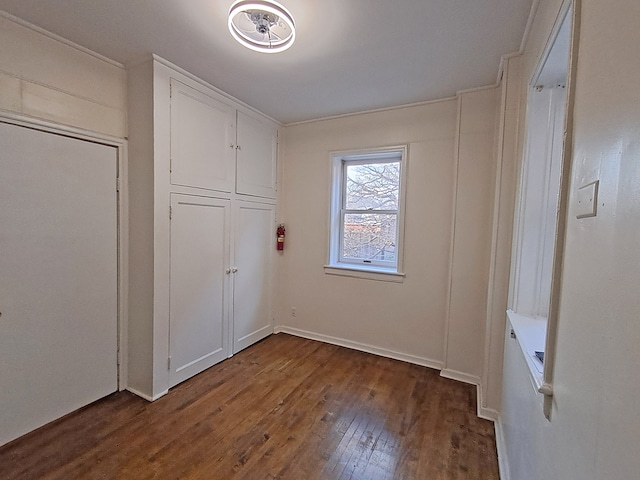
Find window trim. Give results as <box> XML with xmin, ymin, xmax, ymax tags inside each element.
<box><xmin>507</xmin><ymin>0</ymin><xmax>577</xmax><ymax>420</ymax></box>
<box><xmin>327</xmin><ymin>145</ymin><xmax>408</xmax><ymax>279</ymax></box>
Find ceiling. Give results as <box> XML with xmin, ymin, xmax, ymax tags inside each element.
<box><xmin>0</xmin><ymin>0</ymin><xmax>534</xmax><ymax>124</ymax></box>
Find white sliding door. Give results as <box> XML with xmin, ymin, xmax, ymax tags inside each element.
<box><xmin>169</xmin><ymin>194</ymin><xmax>230</xmax><ymax>387</ymax></box>
<box><xmin>0</xmin><ymin>122</ymin><xmax>119</xmax><ymax>447</ymax></box>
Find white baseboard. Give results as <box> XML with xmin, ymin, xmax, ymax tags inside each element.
<box><xmin>495</xmin><ymin>416</ymin><xmax>510</xmax><ymax>480</ymax></box>
<box><xmin>478</xmin><ymin>404</ymin><xmax>500</xmax><ymax>421</ymax></box>
<box><xmin>440</xmin><ymin>368</ymin><xmax>481</xmax><ymax>386</ymax></box>
<box><xmin>476</xmin><ymin>382</ymin><xmax>500</xmax><ymax>421</ymax></box>
<box><xmin>440</xmin><ymin>369</ymin><xmax>499</xmax><ymax>421</ymax></box>
<box><xmin>126</xmin><ymin>387</ymin><xmax>168</xmax><ymax>402</ymax></box>
<box><xmin>274</xmin><ymin>326</ymin><xmax>444</xmax><ymax>371</ymax></box>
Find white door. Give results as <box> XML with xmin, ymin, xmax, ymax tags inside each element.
<box><xmin>0</xmin><ymin>122</ymin><xmax>118</xmax><ymax>447</ymax></box>
<box><xmin>236</xmin><ymin>111</ymin><xmax>277</xmax><ymax>199</ymax></box>
<box><xmin>232</xmin><ymin>201</ymin><xmax>275</xmax><ymax>353</ymax></box>
<box><xmin>170</xmin><ymin>79</ymin><xmax>236</xmax><ymax>193</ymax></box>
<box><xmin>169</xmin><ymin>194</ymin><xmax>230</xmax><ymax>387</ymax></box>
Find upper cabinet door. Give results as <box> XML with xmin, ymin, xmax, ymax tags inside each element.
<box><xmin>170</xmin><ymin>79</ymin><xmax>236</xmax><ymax>192</ymax></box>
<box><xmin>236</xmin><ymin>111</ymin><xmax>277</xmax><ymax>198</ymax></box>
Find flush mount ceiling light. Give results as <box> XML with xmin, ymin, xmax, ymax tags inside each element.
<box><xmin>228</xmin><ymin>0</ymin><xmax>296</xmax><ymax>53</ymax></box>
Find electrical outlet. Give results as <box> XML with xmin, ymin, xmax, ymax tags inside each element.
<box><xmin>291</xmin><ymin>307</ymin><xmax>297</xmax><ymax>317</ymax></box>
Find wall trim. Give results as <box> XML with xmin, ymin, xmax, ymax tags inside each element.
<box><xmin>441</xmin><ymin>94</ymin><xmax>463</xmax><ymax>373</ymax></box>
<box><xmin>125</xmin><ymin>387</ymin><xmax>168</xmax><ymax>403</ymax></box>
<box><xmin>476</xmin><ymin>377</ymin><xmax>500</xmax><ymax>421</ymax></box>
<box><xmin>0</xmin><ymin>110</ymin><xmax>129</xmax><ymax>393</ymax></box>
<box><xmin>0</xmin><ymin>11</ymin><xmax>124</xmax><ymax>68</ymax></box>
<box><xmin>0</xmin><ymin>110</ymin><xmax>125</xmax><ymax>145</ymax></box>
<box><xmin>456</xmin><ymin>83</ymin><xmax>499</xmax><ymax>96</ymax></box>
<box><xmin>439</xmin><ymin>369</ymin><xmax>499</xmax><ymax>420</ymax></box>
<box><xmin>284</xmin><ymin>95</ymin><xmax>458</xmax><ymax>127</ymax></box>
<box><xmin>151</xmin><ymin>54</ymin><xmax>281</xmax><ymax>126</ymax></box>
<box><xmin>519</xmin><ymin>0</ymin><xmax>542</xmax><ymax>55</ymax></box>
<box><xmin>479</xmin><ymin>404</ymin><xmax>500</xmax><ymax>422</ymax></box>
<box><xmin>440</xmin><ymin>368</ymin><xmax>481</xmax><ymax>386</ymax></box>
<box><xmin>274</xmin><ymin>326</ymin><xmax>444</xmax><ymax>371</ymax></box>
<box><xmin>495</xmin><ymin>417</ymin><xmax>510</xmax><ymax>480</ymax></box>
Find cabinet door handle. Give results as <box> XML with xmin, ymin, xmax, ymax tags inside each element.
<box><xmin>225</xmin><ymin>268</ymin><xmax>232</xmax><ymax>274</ymax></box>
<box><xmin>232</xmin><ymin>268</ymin><xmax>238</xmax><ymax>273</ymax></box>
<box><xmin>235</xmin><ymin>145</ymin><xmax>241</xmax><ymax>151</ymax></box>
<box><xmin>229</xmin><ymin>144</ymin><xmax>235</xmax><ymax>149</ymax></box>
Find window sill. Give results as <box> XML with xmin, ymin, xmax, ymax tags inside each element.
<box><xmin>507</xmin><ymin>310</ymin><xmax>547</xmax><ymax>392</ymax></box>
<box><xmin>323</xmin><ymin>265</ymin><xmax>405</xmax><ymax>283</ymax></box>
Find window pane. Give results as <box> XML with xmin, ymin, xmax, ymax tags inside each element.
<box><xmin>345</xmin><ymin>162</ymin><xmax>399</xmax><ymax>210</ymax></box>
<box><xmin>342</xmin><ymin>213</ymin><xmax>397</xmax><ymax>262</ymax></box>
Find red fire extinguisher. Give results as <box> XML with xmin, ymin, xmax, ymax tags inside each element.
<box><xmin>276</xmin><ymin>224</ymin><xmax>286</xmax><ymax>251</ymax></box>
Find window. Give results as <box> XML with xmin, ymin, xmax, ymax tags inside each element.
<box><xmin>507</xmin><ymin>1</ymin><xmax>575</xmax><ymax>419</ymax></box>
<box><xmin>326</xmin><ymin>146</ymin><xmax>407</xmax><ymax>279</ymax></box>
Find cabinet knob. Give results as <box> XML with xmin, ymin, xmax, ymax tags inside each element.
<box><xmin>225</xmin><ymin>268</ymin><xmax>231</xmax><ymax>274</ymax></box>
<box><xmin>235</xmin><ymin>145</ymin><xmax>241</xmax><ymax>151</ymax></box>
<box><xmin>229</xmin><ymin>144</ymin><xmax>235</xmax><ymax>149</ymax></box>
<box><xmin>232</xmin><ymin>268</ymin><xmax>238</xmax><ymax>273</ymax></box>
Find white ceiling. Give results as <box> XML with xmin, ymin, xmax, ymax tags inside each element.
<box><xmin>0</xmin><ymin>0</ymin><xmax>533</xmax><ymax>124</ymax></box>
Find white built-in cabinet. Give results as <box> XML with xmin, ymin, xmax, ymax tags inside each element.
<box><xmin>128</xmin><ymin>56</ymin><xmax>278</xmax><ymax>398</ymax></box>
<box><xmin>169</xmin><ymin>79</ymin><xmax>277</xmax><ymax>198</ymax></box>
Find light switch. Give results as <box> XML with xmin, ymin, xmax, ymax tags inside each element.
<box><xmin>576</xmin><ymin>180</ymin><xmax>599</xmax><ymax>218</ymax></box>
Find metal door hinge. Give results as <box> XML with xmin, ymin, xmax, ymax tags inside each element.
<box><xmin>116</xmin><ymin>177</ymin><xmax>121</xmax><ymax>192</ymax></box>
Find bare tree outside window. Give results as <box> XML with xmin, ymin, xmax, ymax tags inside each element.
<box><xmin>342</xmin><ymin>161</ymin><xmax>400</xmax><ymax>263</ymax></box>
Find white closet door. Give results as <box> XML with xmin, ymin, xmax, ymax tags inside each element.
<box><xmin>169</xmin><ymin>194</ymin><xmax>230</xmax><ymax>387</ymax></box>
<box><xmin>0</xmin><ymin>122</ymin><xmax>118</xmax><ymax>447</ymax></box>
<box><xmin>170</xmin><ymin>79</ymin><xmax>236</xmax><ymax>193</ymax></box>
<box><xmin>236</xmin><ymin>111</ymin><xmax>277</xmax><ymax>199</ymax></box>
<box><xmin>232</xmin><ymin>202</ymin><xmax>275</xmax><ymax>353</ymax></box>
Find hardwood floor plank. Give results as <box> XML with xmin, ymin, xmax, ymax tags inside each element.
<box><xmin>0</xmin><ymin>334</ymin><xmax>499</xmax><ymax>480</ymax></box>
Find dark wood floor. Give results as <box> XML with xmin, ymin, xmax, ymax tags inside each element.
<box><xmin>0</xmin><ymin>334</ymin><xmax>499</xmax><ymax>480</ymax></box>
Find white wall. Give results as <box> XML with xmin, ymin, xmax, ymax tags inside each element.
<box><xmin>278</xmin><ymin>92</ymin><xmax>500</xmax><ymax>387</ymax></box>
<box><xmin>498</xmin><ymin>0</ymin><xmax>640</xmax><ymax>478</ymax></box>
<box><xmin>0</xmin><ymin>14</ymin><xmax>126</xmax><ymax>137</ymax></box>
<box><xmin>278</xmin><ymin>102</ymin><xmax>456</xmax><ymax>366</ymax></box>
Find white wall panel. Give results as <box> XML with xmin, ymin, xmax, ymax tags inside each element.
<box><xmin>0</xmin><ymin>15</ymin><xmax>126</xmax><ymax>137</ymax></box>
<box><xmin>445</xmin><ymin>86</ymin><xmax>499</xmax><ymax>381</ymax></box>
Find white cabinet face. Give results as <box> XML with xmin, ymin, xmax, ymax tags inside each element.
<box><xmin>170</xmin><ymin>79</ymin><xmax>236</xmax><ymax>193</ymax></box>
<box><xmin>236</xmin><ymin>111</ymin><xmax>277</xmax><ymax>198</ymax></box>
<box><xmin>169</xmin><ymin>194</ymin><xmax>230</xmax><ymax>387</ymax></box>
<box><xmin>232</xmin><ymin>202</ymin><xmax>275</xmax><ymax>353</ymax></box>
<box><xmin>0</xmin><ymin>122</ymin><xmax>118</xmax><ymax>447</ymax></box>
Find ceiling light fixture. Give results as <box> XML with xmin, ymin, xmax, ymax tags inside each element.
<box><xmin>228</xmin><ymin>0</ymin><xmax>296</xmax><ymax>53</ymax></box>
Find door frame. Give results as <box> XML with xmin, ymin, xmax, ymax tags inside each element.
<box><xmin>0</xmin><ymin>111</ymin><xmax>129</xmax><ymax>389</ymax></box>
